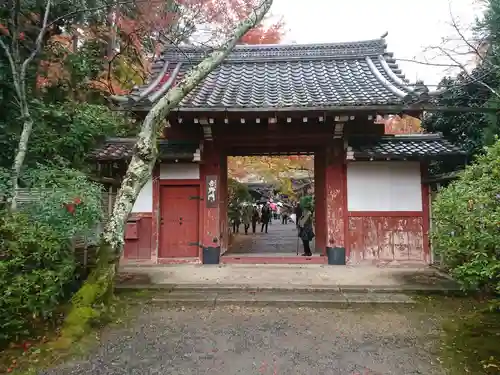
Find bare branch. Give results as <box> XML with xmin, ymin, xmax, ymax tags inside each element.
<box><xmin>19</xmin><ymin>0</ymin><xmax>52</xmax><ymax>100</ymax></box>
<box><xmin>0</xmin><ymin>38</ymin><xmax>22</xmax><ymax>99</ymax></box>
<box><xmin>433</xmin><ymin>44</ymin><xmax>500</xmax><ymax>100</ymax></box>
<box><xmin>396</xmin><ymin>58</ymin><xmax>462</xmax><ymax>68</ymax></box>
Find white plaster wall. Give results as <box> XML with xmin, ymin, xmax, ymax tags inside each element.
<box><xmin>131</xmin><ymin>177</ymin><xmax>153</xmax><ymax>213</ymax></box>
<box><xmin>347</xmin><ymin>161</ymin><xmax>422</xmax><ymax>211</ymax></box>
<box><xmin>159</xmin><ymin>163</ymin><xmax>200</xmax><ymax>179</ymax></box>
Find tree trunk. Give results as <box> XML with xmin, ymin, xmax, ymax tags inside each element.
<box><xmin>60</xmin><ymin>0</ymin><xmax>274</xmax><ymax>342</ymax></box>
<box><xmin>3</xmin><ymin>0</ymin><xmax>52</xmax><ymax>211</ymax></box>
<box><xmin>10</xmin><ymin>109</ymin><xmax>32</xmax><ymax>211</ymax></box>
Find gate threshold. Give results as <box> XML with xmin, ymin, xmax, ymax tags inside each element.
<box><xmin>221</xmin><ymin>255</ymin><xmax>327</xmax><ymax>264</ymax></box>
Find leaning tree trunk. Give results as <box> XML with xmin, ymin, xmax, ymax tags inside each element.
<box><xmin>60</xmin><ymin>0</ymin><xmax>274</xmax><ymax>342</ymax></box>
<box><xmin>10</xmin><ymin>106</ymin><xmax>32</xmax><ymax>211</ymax></box>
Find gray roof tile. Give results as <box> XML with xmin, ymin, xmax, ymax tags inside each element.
<box><xmin>348</xmin><ymin>134</ymin><xmax>466</xmax><ymax>160</ymax></box>
<box><xmin>89</xmin><ymin>138</ymin><xmax>199</xmax><ymax>161</ymax></box>
<box><xmin>112</xmin><ymin>38</ymin><xmax>422</xmax><ymax>111</ymax></box>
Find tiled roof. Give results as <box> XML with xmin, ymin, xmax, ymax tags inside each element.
<box><xmin>89</xmin><ymin>138</ymin><xmax>199</xmax><ymax>161</ymax></box>
<box><xmin>110</xmin><ymin>38</ymin><xmax>431</xmax><ymax>111</ymax></box>
<box><xmin>348</xmin><ymin>134</ymin><xmax>466</xmax><ymax>160</ymax></box>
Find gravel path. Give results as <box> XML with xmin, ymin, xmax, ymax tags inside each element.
<box><xmin>41</xmin><ymin>305</ymin><xmax>444</xmax><ymax>375</ymax></box>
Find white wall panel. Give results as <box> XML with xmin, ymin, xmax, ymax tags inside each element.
<box><xmin>131</xmin><ymin>177</ymin><xmax>153</xmax><ymax>213</ymax></box>
<box><xmin>347</xmin><ymin>162</ymin><xmax>422</xmax><ymax>211</ymax></box>
<box><xmin>159</xmin><ymin>163</ymin><xmax>200</xmax><ymax>179</ymax></box>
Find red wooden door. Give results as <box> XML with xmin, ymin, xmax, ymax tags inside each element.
<box><xmin>159</xmin><ymin>185</ymin><xmax>200</xmax><ymax>258</ymax></box>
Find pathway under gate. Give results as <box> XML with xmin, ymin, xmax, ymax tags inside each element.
<box><xmin>222</xmin><ymin>218</ymin><xmax>322</xmax><ymax>263</ymax></box>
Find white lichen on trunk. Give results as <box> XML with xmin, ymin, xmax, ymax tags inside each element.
<box><xmin>102</xmin><ymin>0</ymin><xmax>275</xmax><ymax>254</ymax></box>
<box><xmin>10</xmin><ymin>114</ymin><xmax>33</xmax><ymax>210</ymax></box>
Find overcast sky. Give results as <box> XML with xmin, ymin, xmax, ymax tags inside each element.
<box><xmin>270</xmin><ymin>0</ymin><xmax>485</xmax><ymax>86</ymax></box>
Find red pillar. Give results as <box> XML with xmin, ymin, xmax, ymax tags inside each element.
<box><xmin>219</xmin><ymin>151</ymin><xmax>229</xmax><ymax>254</ymax></box>
<box><xmin>200</xmin><ymin>142</ymin><xmax>221</xmax><ymax>255</ymax></box>
<box><xmin>314</xmin><ymin>149</ymin><xmax>326</xmax><ymax>254</ymax></box>
<box><xmin>325</xmin><ymin>141</ymin><xmax>347</xmax><ymax>257</ymax></box>
<box><xmin>151</xmin><ymin>164</ymin><xmax>160</xmax><ymax>263</ymax></box>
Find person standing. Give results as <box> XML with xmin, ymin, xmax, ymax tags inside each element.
<box><xmin>281</xmin><ymin>206</ymin><xmax>289</xmax><ymax>224</ymax></box>
<box><xmin>298</xmin><ymin>197</ymin><xmax>314</xmax><ymax>256</ymax></box>
<box><xmin>261</xmin><ymin>203</ymin><xmax>271</xmax><ymax>233</ymax></box>
<box><xmin>294</xmin><ymin>202</ymin><xmax>303</xmax><ymax>229</ymax></box>
<box><xmin>251</xmin><ymin>205</ymin><xmax>260</xmax><ymax>234</ymax></box>
<box><xmin>229</xmin><ymin>203</ymin><xmax>241</xmax><ymax>234</ymax></box>
<box><xmin>241</xmin><ymin>203</ymin><xmax>253</xmax><ymax>235</ymax></box>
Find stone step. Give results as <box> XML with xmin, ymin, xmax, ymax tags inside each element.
<box><xmin>115</xmin><ymin>283</ymin><xmax>462</xmax><ymax>295</ymax></box>
<box><xmin>124</xmin><ymin>289</ymin><xmax>417</xmax><ymax>307</ymax></box>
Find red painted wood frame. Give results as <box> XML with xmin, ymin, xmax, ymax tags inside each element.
<box><xmin>152</xmin><ymin>172</ymin><xmax>203</xmax><ymax>262</ymax></box>
<box><xmin>151</xmin><ymin>165</ymin><xmax>160</xmax><ymax>263</ymax></box>
<box><xmin>314</xmin><ymin>149</ymin><xmax>326</xmax><ymax>254</ymax></box>
<box><xmin>122</xmin><ymin>212</ymin><xmax>153</xmax><ymax>262</ymax></box>
<box><xmin>325</xmin><ymin>142</ymin><xmax>346</xmax><ymax>253</ymax></box>
<box><xmin>342</xmin><ymin>160</ymin><xmax>349</xmax><ymax>262</ymax></box>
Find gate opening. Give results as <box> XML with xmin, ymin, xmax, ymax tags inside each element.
<box><xmin>222</xmin><ymin>153</ymin><xmax>323</xmax><ymax>261</ymax></box>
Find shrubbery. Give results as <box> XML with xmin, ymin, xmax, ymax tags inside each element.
<box><xmin>0</xmin><ymin>212</ymin><xmax>75</xmax><ymax>345</ymax></box>
<box><xmin>0</xmin><ymin>167</ymin><xmax>103</xmax><ymax>346</ymax></box>
<box><xmin>432</xmin><ymin>140</ymin><xmax>500</xmax><ymax>294</ymax></box>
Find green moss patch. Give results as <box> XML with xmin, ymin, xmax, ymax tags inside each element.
<box><xmin>440</xmin><ymin>305</ymin><xmax>500</xmax><ymax>374</ymax></box>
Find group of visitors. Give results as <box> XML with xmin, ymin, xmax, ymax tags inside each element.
<box><xmin>229</xmin><ymin>196</ymin><xmax>315</xmax><ymax>257</ymax></box>
<box><xmin>230</xmin><ymin>202</ymin><xmax>272</xmax><ymax>234</ymax></box>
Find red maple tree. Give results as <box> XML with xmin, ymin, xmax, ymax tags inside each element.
<box><xmin>33</xmin><ymin>0</ymin><xmax>285</xmax><ymax>95</ymax></box>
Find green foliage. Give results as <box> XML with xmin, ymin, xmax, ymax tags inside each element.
<box><xmin>0</xmin><ymin>211</ymin><xmax>76</xmax><ymax>346</ymax></box>
<box><xmin>227</xmin><ymin>178</ymin><xmax>252</xmax><ymax>220</ymax></box>
<box><xmin>441</xmin><ymin>309</ymin><xmax>500</xmax><ymax>374</ymax></box>
<box><xmin>300</xmin><ymin>195</ymin><xmax>314</xmax><ymax>211</ymax></box>
<box><xmin>21</xmin><ymin>166</ymin><xmax>104</xmax><ymax>238</ymax></box>
<box><xmin>422</xmin><ymin>0</ymin><xmax>500</xmax><ymax>175</ymax></box>
<box><xmin>0</xmin><ymin>166</ymin><xmax>104</xmax><ymax>346</ymax></box>
<box><xmin>431</xmin><ymin>140</ymin><xmax>500</xmax><ymax>294</ymax></box>
<box><xmin>0</xmin><ymin>101</ymin><xmax>134</xmax><ymax>171</ymax></box>
<box><xmin>228</xmin><ymin>178</ymin><xmax>251</xmax><ymax>204</ymax></box>
<box><xmin>422</xmin><ymin>71</ymin><xmax>499</xmax><ymax>175</ymax></box>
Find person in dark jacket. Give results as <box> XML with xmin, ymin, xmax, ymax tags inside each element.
<box><xmin>251</xmin><ymin>206</ymin><xmax>260</xmax><ymax>233</ymax></box>
<box><xmin>294</xmin><ymin>203</ymin><xmax>303</xmax><ymax>229</ymax></box>
<box><xmin>297</xmin><ymin>197</ymin><xmax>314</xmax><ymax>256</ymax></box>
<box><xmin>261</xmin><ymin>203</ymin><xmax>271</xmax><ymax>233</ymax></box>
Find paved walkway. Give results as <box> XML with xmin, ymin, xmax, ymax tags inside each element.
<box><xmin>41</xmin><ymin>304</ymin><xmax>447</xmax><ymax>374</ymax></box>
<box><xmin>226</xmin><ymin>218</ymin><xmax>317</xmax><ymax>256</ymax></box>
<box><xmin>119</xmin><ymin>264</ymin><xmax>459</xmax><ymax>292</ymax></box>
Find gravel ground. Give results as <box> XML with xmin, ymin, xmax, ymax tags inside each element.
<box><xmin>41</xmin><ymin>304</ymin><xmax>445</xmax><ymax>375</ymax></box>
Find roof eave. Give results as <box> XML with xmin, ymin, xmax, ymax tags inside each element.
<box><xmin>351</xmin><ymin>152</ymin><xmax>467</xmax><ymax>161</ymax></box>
<box><xmin>92</xmin><ymin>154</ymin><xmax>198</xmax><ymax>163</ymax></box>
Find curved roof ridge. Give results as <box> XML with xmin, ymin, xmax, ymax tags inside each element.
<box><xmin>160</xmin><ymin>38</ymin><xmax>387</xmax><ymax>63</ymax></box>
<box><xmin>181</xmin><ymin>38</ymin><xmax>386</xmax><ymax>51</ymax></box>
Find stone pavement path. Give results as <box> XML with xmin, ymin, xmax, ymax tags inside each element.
<box><xmin>41</xmin><ymin>305</ymin><xmax>445</xmax><ymax>375</ymax></box>
<box><xmin>227</xmin><ymin>218</ymin><xmax>316</xmax><ymax>255</ymax></box>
